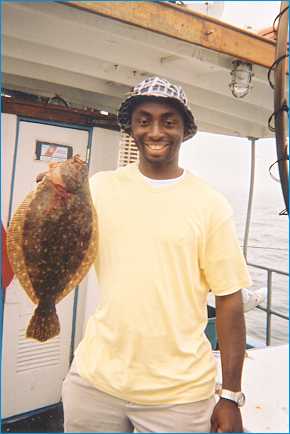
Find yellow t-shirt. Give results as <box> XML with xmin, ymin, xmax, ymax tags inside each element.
<box><xmin>75</xmin><ymin>163</ymin><xmax>252</xmax><ymax>405</ymax></box>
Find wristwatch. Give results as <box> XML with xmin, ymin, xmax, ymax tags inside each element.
<box><xmin>215</xmin><ymin>384</ymin><xmax>246</xmax><ymax>407</ymax></box>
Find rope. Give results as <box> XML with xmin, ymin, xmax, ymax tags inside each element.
<box><xmin>272</xmin><ymin>6</ymin><xmax>289</xmax><ymax>34</ymax></box>
<box><xmin>267</xmin><ymin>54</ymin><xmax>289</xmax><ymax>90</ymax></box>
<box><xmin>267</xmin><ymin>102</ymin><xmax>288</xmax><ymax>132</ymax></box>
<box><xmin>269</xmin><ymin>155</ymin><xmax>289</xmax><ymax>183</ymax></box>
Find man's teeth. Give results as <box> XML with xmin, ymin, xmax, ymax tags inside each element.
<box><xmin>146</xmin><ymin>144</ymin><xmax>167</xmax><ymax>150</ymax></box>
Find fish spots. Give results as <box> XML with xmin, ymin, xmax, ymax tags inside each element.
<box><xmin>7</xmin><ymin>156</ymin><xmax>98</xmax><ymax>342</ymax></box>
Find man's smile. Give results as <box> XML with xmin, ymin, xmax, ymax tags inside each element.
<box><xmin>145</xmin><ymin>143</ymin><xmax>169</xmax><ymax>151</ymax></box>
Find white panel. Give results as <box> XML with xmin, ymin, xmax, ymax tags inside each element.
<box><xmin>2</xmin><ymin>120</ymin><xmax>89</xmax><ymax>418</ymax></box>
<box><xmin>2</xmin><ymin>292</ymin><xmax>75</xmax><ymax>417</ymax></box>
<box><xmin>1</xmin><ymin>113</ymin><xmax>17</xmax><ymax>227</ymax></box>
<box><xmin>89</xmin><ymin>127</ymin><xmax>119</xmax><ymax>175</ymax></box>
<box><xmin>16</xmin><ymin>331</ymin><xmax>61</xmax><ymax>372</ymax></box>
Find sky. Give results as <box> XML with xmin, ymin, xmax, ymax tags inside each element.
<box><xmin>184</xmin><ymin>1</ymin><xmax>281</xmax><ymax>29</ymax></box>
<box><xmin>221</xmin><ymin>1</ymin><xmax>281</xmax><ymax>30</ymax></box>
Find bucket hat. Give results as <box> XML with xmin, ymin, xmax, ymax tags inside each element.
<box><xmin>117</xmin><ymin>77</ymin><xmax>197</xmax><ymax>140</ymax></box>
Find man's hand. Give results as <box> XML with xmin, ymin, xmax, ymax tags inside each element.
<box><xmin>36</xmin><ymin>172</ymin><xmax>48</xmax><ymax>183</ymax></box>
<box><xmin>36</xmin><ymin>162</ymin><xmax>64</xmax><ymax>185</ymax></box>
<box><xmin>210</xmin><ymin>399</ymin><xmax>243</xmax><ymax>432</ymax></box>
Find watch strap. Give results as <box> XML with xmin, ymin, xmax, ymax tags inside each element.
<box><xmin>216</xmin><ymin>385</ymin><xmax>245</xmax><ymax>407</ymax></box>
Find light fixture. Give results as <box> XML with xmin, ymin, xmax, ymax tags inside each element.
<box><xmin>100</xmin><ymin>110</ymin><xmax>109</xmax><ymax>116</ymax></box>
<box><xmin>1</xmin><ymin>92</ymin><xmax>12</xmax><ymax>98</ymax></box>
<box><xmin>229</xmin><ymin>60</ymin><xmax>253</xmax><ymax>98</ymax></box>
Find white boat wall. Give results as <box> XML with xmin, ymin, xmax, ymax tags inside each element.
<box><xmin>1</xmin><ymin>1</ymin><xmax>288</xmax><ymax>432</ymax></box>
<box><xmin>1</xmin><ymin>115</ymin><xmax>119</xmax><ymax>418</ymax></box>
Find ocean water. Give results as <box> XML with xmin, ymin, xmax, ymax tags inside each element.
<box><xmin>231</xmin><ymin>195</ymin><xmax>288</xmax><ymax>346</ymax></box>
<box><xmin>180</xmin><ymin>133</ymin><xmax>289</xmax><ymax>346</ymax></box>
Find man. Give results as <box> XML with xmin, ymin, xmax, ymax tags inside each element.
<box><xmin>62</xmin><ymin>77</ymin><xmax>252</xmax><ymax>432</ymax></box>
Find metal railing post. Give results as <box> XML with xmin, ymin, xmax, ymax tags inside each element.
<box><xmin>266</xmin><ymin>270</ymin><xmax>273</xmax><ymax>346</ymax></box>
<box><xmin>243</xmin><ymin>137</ymin><xmax>257</xmax><ymax>260</ymax></box>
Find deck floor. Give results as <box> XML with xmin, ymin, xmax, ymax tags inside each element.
<box><xmin>2</xmin><ymin>404</ymin><xmax>64</xmax><ymax>433</ymax></box>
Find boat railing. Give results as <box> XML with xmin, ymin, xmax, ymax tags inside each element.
<box><xmin>247</xmin><ymin>261</ymin><xmax>289</xmax><ymax>346</ymax></box>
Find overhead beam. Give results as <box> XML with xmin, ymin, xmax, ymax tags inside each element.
<box><xmin>66</xmin><ymin>1</ymin><xmax>276</xmax><ymax>68</ymax></box>
<box><xmin>2</xmin><ymin>97</ymin><xmax>119</xmax><ymax>130</ymax></box>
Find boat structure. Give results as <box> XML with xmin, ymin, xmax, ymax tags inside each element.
<box><xmin>1</xmin><ymin>1</ymin><xmax>288</xmax><ymax>432</ymax></box>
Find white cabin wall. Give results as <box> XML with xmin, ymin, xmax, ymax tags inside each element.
<box><xmin>2</xmin><ymin>117</ymin><xmax>91</xmax><ymax>417</ymax></box>
<box><xmin>74</xmin><ymin>127</ymin><xmax>120</xmax><ymax>348</ymax></box>
<box><xmin>2</xmin><ymin>113</ymin><xmax>17</xmax><ymax>227</ymax></box>
<box><xmin>1</xmin><ymin>112</ymin><xmax>120</xmax><ymax>364</ymax></box>
<box><xmin>89</xmin><ymin>127</ymin><xmax>120</xmax><ymax>175</ymax></box>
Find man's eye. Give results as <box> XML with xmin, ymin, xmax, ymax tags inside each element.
<box><xmin>165</xmin><ymin>120</ymin><xmax>174</xmax><ymax>127</ymax></box>
<box><xmin>139</xmin><ymin>119</ymin><xmax>149</xmax><ymax>126</ymax></box>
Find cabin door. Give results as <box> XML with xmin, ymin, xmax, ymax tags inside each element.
<box><xmin>2</xmin><ymin>119</ymin><xmax>90</xmax><ymax>418</ymax></box>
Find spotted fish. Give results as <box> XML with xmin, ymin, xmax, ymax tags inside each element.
<box><xmin>7</xmin><ymin>155</ymin><xmax>98</xmax><ymax>342</ymax></box>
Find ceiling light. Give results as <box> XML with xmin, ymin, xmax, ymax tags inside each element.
<box><xmin>1</xmin><ymin>92</ymin><xmax>12</xmax><ymax>98</ymax></box>
<box><xmin>229</xmin><ymin>60</ymin><xmax>253</xmax><ymax>98</ymax></box>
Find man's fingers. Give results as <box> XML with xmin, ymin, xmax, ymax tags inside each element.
<box><xmin>210</xmin><ymin>422</ymin><xmax>218</xmax><ymax>432</ymax></box>
<box><xmin>36</xmin><ymin>172</ymin><xmax>48</xmax><ymax>183</ymax></box>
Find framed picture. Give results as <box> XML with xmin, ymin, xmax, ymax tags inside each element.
<box><xmin>35</xmin><ymin>141</ymin><xmax>73</xmax><ymax>162</ymax></box>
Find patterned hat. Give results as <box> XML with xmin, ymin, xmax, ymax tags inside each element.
<box><xmin>117</xmin><ymin>77</ymin><xmax>197</xmax><ymax>141</ymax></box>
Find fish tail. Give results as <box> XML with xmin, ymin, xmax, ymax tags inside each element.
<box><xmin>26</xmin><ymin>299</ymin><xmax>60</xmax><ymax>342</ymax></box>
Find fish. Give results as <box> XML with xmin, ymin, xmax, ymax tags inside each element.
<box><xmin>7</xmin><ymin>155</ymin><xmax>98</xmax><ymax>342</ymax></box>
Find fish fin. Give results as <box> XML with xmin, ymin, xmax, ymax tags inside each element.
<box><xmin>7</xmin><ymin>191</ymin><xmax>39</xmax><ymax>304</ymax></box>
<box><xmin>26</xmin><ymin>300</ymin><xmax>60</xmax><ymax>342</ymax></box>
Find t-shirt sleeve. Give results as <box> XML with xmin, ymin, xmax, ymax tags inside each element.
<box><xmin>201</xmin><ymin>197</ymin><xmax>252</xmax><ymax>296</ymax></box>
<box><xmin>89</xmin><ymin>172</ymin><xmax>104</xmax><ymax>210</ymax></box>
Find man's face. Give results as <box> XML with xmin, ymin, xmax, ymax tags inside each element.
<box><xmin>130</xmin><ymin>100</ymin><xmax>185</xmax><ymax>168</ymax></box>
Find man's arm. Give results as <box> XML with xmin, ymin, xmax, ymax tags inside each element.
<box><xmin>210</xmin><ymin>289</ymin><xmax>246</xmax><ymax>433</ymax></box>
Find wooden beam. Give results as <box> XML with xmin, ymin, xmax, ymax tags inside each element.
<box><xmin>65</xmin><ymin>1</ymin><xmax>275</xmax><ymax>68</ymax></box>
<box><xmin>2</xmin><ymin>97</ymin><xmax>119</xmax><ymax>131</ymax></box>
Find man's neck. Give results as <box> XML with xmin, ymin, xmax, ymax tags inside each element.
<box><xmin>138</xmin><ymin>161</ymin><xmax>183</xmax><ymax>180</ymax></box>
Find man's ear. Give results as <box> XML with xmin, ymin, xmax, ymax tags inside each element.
<box><xmin>182</xmin><ymin>126</ymin><xmax>186</xmax><ymax>141</ymax></box>
<box><xmin>129</xmin><ymin>129</ymin><xmax>135</xmax><ymax>141</ymax></box>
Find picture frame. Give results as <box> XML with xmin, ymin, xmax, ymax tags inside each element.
<box><xmin>35</xmin><ymin>141</ymin><xmax>73</xmax><ymax>162</ymax></box>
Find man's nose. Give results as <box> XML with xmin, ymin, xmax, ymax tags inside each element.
<box><xmin>147</xmin><ymin>121</ymin><xmax>164</xmax><ymax>140</ymax></box>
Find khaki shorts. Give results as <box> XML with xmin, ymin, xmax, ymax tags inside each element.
<box><xmin>62</xmin><ymin>359</ymin><xmax>216</xmax><ymax>433</ymax></box>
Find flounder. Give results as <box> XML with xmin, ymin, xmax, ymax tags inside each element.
<box><xmin>7</xmin><ymin>155</ymin><xmax>98</xmax><ymax>342</ymax></box>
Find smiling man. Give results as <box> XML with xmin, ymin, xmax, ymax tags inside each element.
<box><xmin>62</xmin><ymin>77</ymin><xmax>252</xmax><ymax>433</ymax></box>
